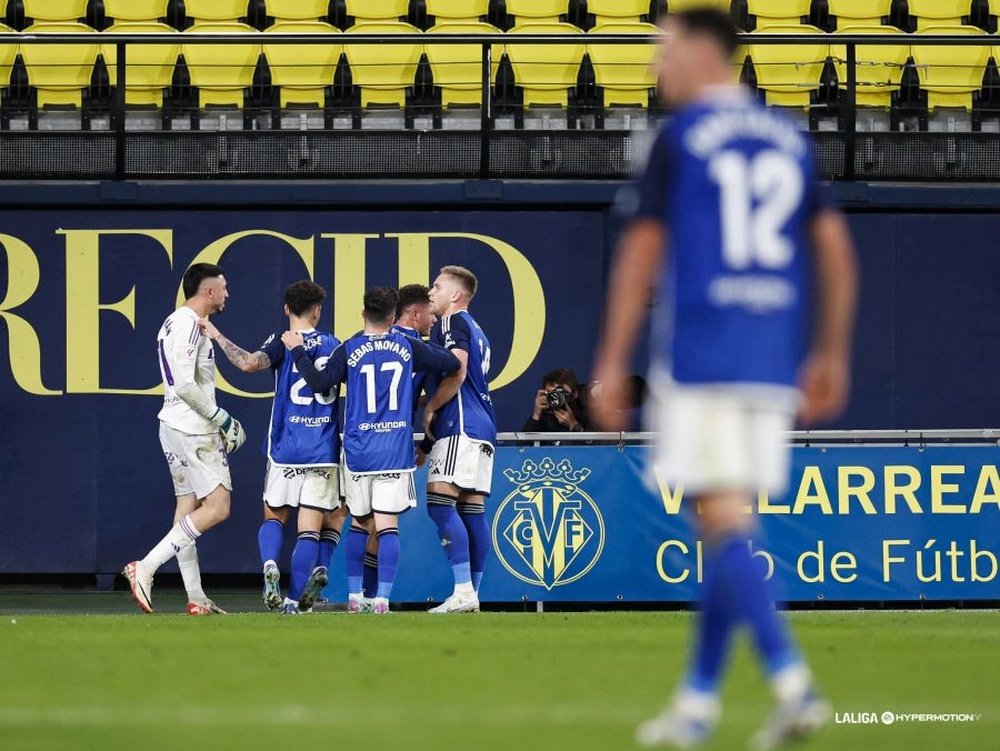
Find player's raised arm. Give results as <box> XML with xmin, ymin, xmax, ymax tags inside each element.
<box><xmin>798</xmin><ymin>208</ymin><xmax>859</xmax><ymax>426</ymax></box>
<box><xmin>200</xmin><ymin>318</ymin><xmax>272</xmax><ymax>373</ymax></box>
<box><xmin>284</xmin><ymin>332</ymin><xmax>347</xmax><ymax>395</ymax></box>
<box><xmin>411</xmin><ymin>338</ymin><xmax>460</xmax><ymax>375</ymax></box>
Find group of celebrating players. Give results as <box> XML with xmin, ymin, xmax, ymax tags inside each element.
<box><xmin>123</xmin><ymin>264</ymin><xmax>497</xmax><ymax>616</ymax></box>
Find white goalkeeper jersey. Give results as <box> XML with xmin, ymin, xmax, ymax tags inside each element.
<box><xmin>156</xmin><ymin>305</ymin><xmax>218</xmax><ymax>435</ymax></box>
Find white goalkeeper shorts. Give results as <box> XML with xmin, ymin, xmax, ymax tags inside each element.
<box><xmin>343</xmin><ymin>469</ymin><xmax>417</xmax><ymax>517</ymax></box>
<box><xmin>159</xmin><ymin>421</ymin><xmax>232</xmax><ymax>500</ymax></box>
<box><xmin>648</xmin><ymin>370</ymin><xmax>797</xmax><ymax>498</ymax></box>
<box><xmin>427</xmin><ymin>434</ymin><xmax>495</xmax><ymax>497</ymax></box>
<box><xmin>262</xmin><ymin>461</ymin><xmax>341</xmax><ymax>512</ymax></box>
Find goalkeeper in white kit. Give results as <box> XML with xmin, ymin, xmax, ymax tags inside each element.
<box><xmin>122</xmin><ymin>263</ymin><xmax>247</xmax><ymax>615</ymax></box>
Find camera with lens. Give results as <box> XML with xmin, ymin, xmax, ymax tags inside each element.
<box><xmin>545</xmin><ymin>386</ymin><xmax>571</xmax><ymax>410</ymax></box>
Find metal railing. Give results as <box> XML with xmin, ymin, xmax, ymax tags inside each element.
<box><xmin>495</xmin><ymin>428</ymin><xmax>1000</xmax><ymax>446</ymax></box>
<box><xmin>0</xmin><ymin>31</ymin><xmax>997</xmax><ymax>180</ymax></box>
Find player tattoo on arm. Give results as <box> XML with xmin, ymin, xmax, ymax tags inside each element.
<box><xmin>218</xmin><ymin>336</ymin><xmax>271</xmax><ymax>373</ymax></box>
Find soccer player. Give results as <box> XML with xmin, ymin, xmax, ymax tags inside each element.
<box><xmin>283</xmin><ymin>287</ymin><xmax>460</xmax><ymax>614</ymax></box>
<box><xmin>591</xmin><ymin>10</ymin><xmax>858</xmax><ymax>749</ymax></box>
<box><xmin>123</xmin><ymin>263</ymin><xmax>246</xmax><ymax>615</ymax></box>
<box><xmin>422</xmin><ymin>266</ymin><xmax>497</xmax><ymax>614</ymax></box>
<box><xmin>202</xmin><ymin>280</ymin><xmax>344</xmax><ymax>615</ymax></box>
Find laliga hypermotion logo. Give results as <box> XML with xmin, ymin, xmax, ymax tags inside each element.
<box><xmin>492</xmin><ymin>458</ymin><xmax>605</xmax><ymax>590</ymax></box>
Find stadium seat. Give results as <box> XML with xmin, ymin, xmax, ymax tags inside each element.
<box><xmin>345</xmin><ymin>0</ymin><xmax>409</xmax><ymax>23</ymax></box>
<box><xmin>748</xmin><ymin>0</ymin><xmax>811</xmax><ymax>27</ymax></box>
<box><xmin>0</xmin><ymin>22</ymin><xmax>17</xmax><ymax>92</ymax></box>
<box><xmin>425</xmin><ymin>22</ymin><xmax>502</xmax><ymax>106</ymax></box>
<box><xmin>506</xmin><ymin>0</ymin><xmax>568</xmax><ymax>23</ymax></box>
<box><xmin>104</xmin><ymin>0</ymin><xmax>168</xmax><ymax>24</ymax></box>
<box><xmin>425</xmin><ymin>0</ymin><xmax>489</xmax><ymax>23</ymax></box>
<box><xmin>184</xmin><ymin>0</ymin><xmax>249</xmax><ymax>23</ymax></box>
<box><xmin>831</xmin><ymin>25</ymin><xmax>908</xmax><ymax>108</ymax></box>
<box><xmin>20</xmin><ymin>22</ymin><xmax>100</xmax><ymax>107</ymax></box>
<box><xmin>666</xmin><ymin>0</ymin><xmax>731</xmax><ymax>12</ymax></box>
<box><xmin>505</xmin><ymin>22</ymin><xmax>586</xmax><ymax>106</ymax></box>
<box><xmin>912</xmin><ymin>25</ymin><xmax>990</xmax><ymax>111</ymax></box>
<box><xmin>587</xmin><ymin>21</ymin><xmax>659</xmax><ymax>107</ymax></box>
<box><xmin>22</xmin><ymin>0</ymin><xmax>87</xmax><ymax>23</ymax></box>
<box><xmin>264</xmin><ymin>0</ymin><xmax>330</xmax><ymax>23</ymax></box>
<box><xmin>908</xmin><ymin>0</ymin><xmax>971</xmax><ymax>30</ymax></box>
<box><xmin>587</xmin><ymin>0</ymin><xmax>647</xmax><ymax>23</ymax></box>
<box><xmin>263</xmin><ymin>21</ymin><xmax>341</xmax><ymax>107</ymax></box>
<box><xmin>827</xmin><ymin>0</ymin><xmax>892</xmax><ymax>28</ymax></box>
<box><xmin>182</xmin><ymin>22</ymin><xmax>261</xmax><ymax>107</ymax></box>
<box><xmin>746</xmin><ymin>25</ymin><xmax>829</xmax><ymax>108</ymax></box>
<box><xmin>103</xmin><ymin>22</ymin><xmax>181</xmax><ymax>106</ymax></box>
<box><xmin>343</xmin><ymin>22</ymin><xmax>422</xmax><ymax>106</ymax></box>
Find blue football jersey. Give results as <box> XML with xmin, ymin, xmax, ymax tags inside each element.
<box><xmin>630</xmin><ymin>90</ymin><xmax>828</xmax><ymax>388</ymax></box>
<box><xmin>428</xmin><ymin>311</ymin><xmax>497</xmax><ymax>444</ymax></box>
<box><xmin>391</xmin><ymin>324</ymin><xmax>427</xmax><ymax>420</ymax></box>
<box><xmin>260</xmin><ymin>329</ymin><xmax>340</xmax><ymax>466</ymax></box>
<box><xmin>290</xmin><ymin>330</ymin><xmax>460</xmax><ymax>474</ymax></box>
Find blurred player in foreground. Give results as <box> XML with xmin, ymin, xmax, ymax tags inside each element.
<box><xmin>284</xmin><ymin>287</ymin><xmax>460</xmax><ymax>613</ymax></box>
<box><xmin>592</xmin><ymin>9</ymin><xmax>858</xmax><ymax>749</ymax></box>
<box><xmin>423</xmin><ymin>266</ymin><xmax>497</xmax><ymax>613</ymax></box>
<box><xmin>123</xmin><ymin>263</ymin><xmax>246</xmax><ymax>615</ymax></box>
<box><xmin>202</xmin><ymin>280</ymin><xmax>344</xmax><ymax>615</ymax></box>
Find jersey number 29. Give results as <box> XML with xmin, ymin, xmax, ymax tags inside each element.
<box><xmin>709</xmin><ymin>149</ymin><xmax>803</xmax><ymax>271</ymax></box>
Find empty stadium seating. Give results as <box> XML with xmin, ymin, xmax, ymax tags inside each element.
<box><xmin>908</xmin><ymin>0</ymin><xmax>971</xmax><ymax>30</ymax></box>
<box><xmin>264</xmin><ymin>0</ymin><xmax>330</xmax><ymax>23</ymax></box>
<box><xmin>19</xmin><ymin>22</ymin><xmax>99</xmax><ymax>107</ymax></box>
<box><xmin>587</xmin><ymin>21</ymin><xmax>659</xmax><ymax>108</ymax></box>
<box><xmin>748</xmin><ymin>0</ymin><xmax>811</xmax><ymax>28</ymax></box>
<box><xmin>103</xmin><ymin>22</ymin><xmax>180</xmax><ymax>106</ymax></box>
<box><xmin>343</xmin><ymin>22</ymin><xmax>422</xmax><ymax>107</ymax></box>
<box><xmin>666</xmin><ymin>0</ymin><xmax>731</xmax><ymax>13</ymax></box>
<box><xmin>911</xmin><ymin>25</ymin><xmax>991</xmax><ymax>111</ymax></box>
<box><xmin>424</xmin><ymin>22</ymin><xmax>502</xmax><ymax>107</ymax></box>
<box><xmin>184</xmin><ymin>0</ymin><xmax>249</xmax><ymax>24</ymax></box>
<box><xmin>182</xmin><ymin>22</ymin><xmax>261</xmax><ymax>108</ymax></box>
<box><xmin>831</xmin><ymin>25</ymin><xmax>908</xmax><ymax>108</ymax></box>
<box><xmin>506</xmin><ymin>0</ymin><xmax>568</xmax><ymax>24</ymax></box>
<box><xmin>587</xmin><ymin>0</ymin><xmax>648</xmax><ymax>24</ymax></box>
<box><xmin>104</xmin><ymin>0</ymin><xmax>168</xmax><ymax>25</ymax></box>
<box><xmin>345</xmin><ymin>0</ymin><xmax>409</xmax><ymax>24</ymax></box>
<box><xmin>262</xmin><ymin>20</ymin><xmax>341</xmax><ymax>108</ymax></box>
<box><xmin>425</xmin><ymin>0</ymin><xmax>489</xmax><ymax>23</ymax></box>
<box><xmin>504</xmin><ymin>22</ymin><xmax>585</xmax><ymax>107</ymax></box>
<box><xmin>22</xmin><ymin>0</ymin><xmax>87</xmax><ymax>24</ymax></box>
<box><xmin>0</xmin><ymin>21</ymin><xmax>17</xmax><ymax>94</ymax></box>
<box><xmin>827</xmin><ymin>0</ymin><xmax>892</xmax><ymax>29</ymax></box>
<box><xmin>745</xmin><ymin>24</ymin><xmax>829</xmax><ymax>109</ymax></box>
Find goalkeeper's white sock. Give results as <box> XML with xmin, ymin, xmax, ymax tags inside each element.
<box><xmin>177</xmin><ymin>542</ymin><xmax>207</xmax><ymax>603</ymax></box>
<box><xmin>140</xmin><ymin>515</ymin><xmax>201</xmax><ymax>573</ymax></box>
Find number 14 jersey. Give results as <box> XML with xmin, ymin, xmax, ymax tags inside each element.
<box><xmin>631</xmin><ymin>89</ymin><xmax>829</xmax><ymax>390</ymax></box>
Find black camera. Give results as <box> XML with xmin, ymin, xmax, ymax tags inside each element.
<box><xmin>545</xmin><ymin>387</ymin><xmax>571</xmax><ymax>410</ymax></box>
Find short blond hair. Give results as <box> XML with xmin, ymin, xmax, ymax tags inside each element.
<box><xmin>440</xmin><ymin>265</ymin><xmax>478</xmax><ymax>298</ymax></box>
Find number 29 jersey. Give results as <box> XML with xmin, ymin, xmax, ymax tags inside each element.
<box><xmin>630</xmin><ymin>89</ymin><xmax>829</xmax><ymax>390</ymax></box>
<box><xmin>260</xmin><ymin>329</ymin><xmax>341</xmax><ymax>467</ymax></box>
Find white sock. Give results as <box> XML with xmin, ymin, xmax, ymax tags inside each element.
<box><xmin>140</xmin><ymin>514</ymin><xmax>201</xmax><ymax>573</ymax></box>
<box><xmin>771</xmin><ymin>662</ymin><xmax>812</xmax><ymax>704</ymax></box>
<box><xmin>455</xmin><ymin>582</ymin><xmax>476</xmax><ymax>597</ymax></box>
<box><xmin>263</xmin><ymin>559</ymin><xmax>277</xmax><ymax>571</ymax></box>
<box><xmin>177</xmin><ymin>543</ymin><xmax>207</xmax><ymax>603</ymax></box>
<box><xmin>674</xmin><ymin>688</ymin><xmax>721</xmax><ymax>723</ymax></box>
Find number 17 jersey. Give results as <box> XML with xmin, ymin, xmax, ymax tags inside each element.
<box><xmin>260</xmin><ymin>329</ymin><xmax>341</xmax><ymax>467</ymax></box>
<box><xmin>631</xmin><ymin>89</ymin><xmax>829</xmax><ymax>390</ymax></box>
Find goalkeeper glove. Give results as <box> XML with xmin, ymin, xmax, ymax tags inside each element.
<box><xmin>211</xmin><ymin>407</ymin><xmax>246</xmax><ymax>454</ymax></box>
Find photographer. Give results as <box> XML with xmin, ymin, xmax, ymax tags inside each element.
<box><xmin>522</xmin><ymin>369</ymin><xmax>590</xmax><ymax>433</ymax></box>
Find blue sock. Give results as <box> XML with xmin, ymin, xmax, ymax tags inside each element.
<box><xmin>317</xmin><ymin>527</ymin><xmax>341</xmax><ymax>570</ymax></box>
<box><xmin>345</xmin><ymin>526</ymin><xmax>368</xmax><ymax>596</ymax></box>
<box><xmin>375</xmin><ymin>528</ymin><xmax>400</xmax><ymax>599</ymax></box>
<box><xmin>288</xmin><ymin>532</ymin><xmax>319</xmax><ymax>602</ymax></box>
<box><xmin>686</xmin><ymin>537</ymin><xmax>737</xmax><ymax>695</ymax></box>
<box><xmin>458</xmin><ymin>503</ymin><xmax>489</xmax><ymax>592</ymax></box>
<box><xmin>257</xmin><ymin>518</ymin><xmax>283</xmax><ymax>567</ymax></box>
<box><xmin>427</xmin><ymin>493</ymin><xmax>472</xmax><ymax>586</ymax></box>
<box><xmin>720</xmin><ymin>536</ymin><xmax>799</xmax><ymax>676</ymax></box>
<box><xmin>363</xmin><ymin>553</ymin><xmax>379</xmax><ymax>598</ymax></box>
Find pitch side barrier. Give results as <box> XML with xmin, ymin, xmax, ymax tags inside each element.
<box><xmin>359</xmin><ymin>429</ymin><xmax>1000</xmax><ymax>606</ymax></box>
<box><xmin>0</xmin><ymin>32</ymin><xmax>997</xmax><ymax>180</ymax></box>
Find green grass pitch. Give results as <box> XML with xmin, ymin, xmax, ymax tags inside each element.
<box><xmin>0</xmin><ymin>599</ymin><xmax>996</xmax><ymax>751</ymax></box>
